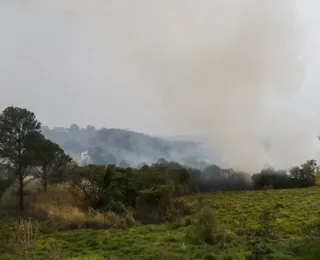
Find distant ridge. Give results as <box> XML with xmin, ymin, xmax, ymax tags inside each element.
<box><xmin>41</xmin><ymin>125</ymin><xmax>217</xmax><ymax>169</ymax></box>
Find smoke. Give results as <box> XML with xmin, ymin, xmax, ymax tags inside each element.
<box><xmin>115</xmin><ymin>0</ymin><xmax>320</xmax><ymax>172</ymax></box>
<box><xmin>4</xmin><ymin>0</ymin><xmax>320</xmax><ymax>172</ymax></box>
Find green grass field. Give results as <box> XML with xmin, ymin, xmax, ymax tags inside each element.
<box><xmin>2</xmin><ymin>187</ymin><xmax>320</xmax><ymax>259</ymax></box>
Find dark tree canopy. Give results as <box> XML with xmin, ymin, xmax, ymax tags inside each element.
<box><xmin>32</xmin><ymin>138</ymin><xmax>72</xmax><ymax>192</ymax></box>
<box><xmin>0</xmin><ymin>106</ymin><xmax>41</xmax><ymax>167</ymax></box>
<box><xmin>0</xmin><ymin>106</ymin><xmax>41</xmax><ymax>210</ymax></box>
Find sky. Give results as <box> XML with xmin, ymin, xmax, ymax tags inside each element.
<box><xmin>0</xmin><ymin>0</ymin><xmax>320</xmax><ymax>137</ymax></box>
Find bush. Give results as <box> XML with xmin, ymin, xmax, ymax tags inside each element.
<box><xmin>246</xmin><ymin>238</ymin><xmax>275</xmax><ymax>260</ymax></box>
<box><xmin>258</xmin><ymin>209</ymin><xmax>278</xmax><ymax>239</ymax></box>
<box><xmin>25</xmin><ymin>184</ymin><xmax>135</xmax><ymax>231</ymax></box>
<box><xmin>10</xmin><ymin>218</ymin><xmax>39</xmax><ymax>259</ymax></box>
<box><xmin>135</xmin><ymin>184</ymin><xmax>174</xmax><ymax>224</ymax></box>
<box><xmin>192</xmin><ymin>206</ymin><xmax>217</xmax><ymax>244</ymax></box>
<box><xmin>165</xmin><ymin>199</ymin><xmax>193</xmax><ymax>225</ymax></box>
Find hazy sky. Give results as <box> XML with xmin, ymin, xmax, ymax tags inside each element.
<box><xmin>0</xmin><ymin>0</ymin><xmax>320</xmax><ymax>136</ymax></box>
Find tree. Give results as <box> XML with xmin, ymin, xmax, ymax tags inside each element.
<box><xmin>301</xmin><ymin>159</ymin><xmax>317</xmax><ymax>174</ymax></box>
<box><xmin>157</xmin><ymin>158</ymin><xmax>168</xmax><ymax>165</ymax></box>
<box><xmin>98</xmin><ymin>165</ymin><xmax>127</xmax><ymax>212</ymax></box>
<box><xmin>68</xmin><ymin>164</ymin><xmax>106</xmax><ymax>207</ymax></box>
<box><xmin>0</xmin><ymin>165</ymin><xmax>15</xmax><ymax>201</ymax></box>
<box><xmin>98</xmin><ymin>165</ymin><xmax>137</xmax><ymax>212</ymax></box>
<box><xmin>32</xmin><ymin>138</ymin><xmax>72</xmax><ymax>192</ymax></box>
<box><xmin>252</xmin><ymin>167</ymin><xmax>292</xmax><ymax>190</ymax></box>
<box><xmin>289</xmin><ymin>160</ymin><xmax>317</xmax><ymax>187</ymax></box>
<box><xmin>69</xmin><ymin>124</ymin><xmax>80</xmax><ymax>133</ymax></box>
<box><xmin>0</xmin><ymin>106</ymin><xmax>41</xmax><ymax>210</ymax></box>
<box><xmin>119</xmin><ymin>159</ymin><xmax>129</xmax><ymax>168</ymax></box>
<box><xmin>87</xmin><ymin>147</ymin><xmax>117</xmax><ymax>165</ymax></box>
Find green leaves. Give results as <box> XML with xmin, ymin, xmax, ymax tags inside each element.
<box><xmin>0</xmin><ymin>106</ymin><xmax>70</xmax><ymax>206</ymax></box>
<box><xmin>32</xmin><ymin>138</ymin><xmax>72</xmax><ymax>168</ymax></box>
<box><xmin>0</xmin><ymin>106</ymin><xmax>42</xmax><ymax>210</ymax></box>
<box><xmin>0</xmin><ymin>106</ymin><xmax>41</xmax><ymax>168</ymax></box>
<box><xmin>30</xmin><ymin>137</ymin><xmax>72</xmax><ymax>191</ymax></box>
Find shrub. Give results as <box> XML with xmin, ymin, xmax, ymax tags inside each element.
<box><xmin>303</xmin><ymin>218</ymin><xmax>320</xmax><ymax>236</ymax></box>
<box><xmin>45</xmin><ymin>238</ymin><xmax>63</xmax><ymax>260</ymax></box>
<box><xmin>165</xmin><ymin>199</ymin><xmax>193</xmax><ymax>225</ymax></box>
<box><xmin>193</xmin><ymin>206</ymin><xmax>217</xmax><ymax>244</ymax></box>
<box><xmin>135</xmin><ymin>183</ymin><xmax>174</xmax><ymax>224</ymax></box>
<box><xmin>258</xmin><ymin>208</ymin><xmax>278</xmax><ymax>239</ymax></box>
<box><xmin>246</xmin><ymin>238</ymin><xmax>275</xmax><ymax>260</ymax></box>
<box><xmin>27</xmin><ymin>184</ymin><xmax>135</xmax><ymax>231</ymax></box>
<box><xmin>10</xmin><ymin>218</ymin><xmax>39</xmax><ymax>259</ymax></box>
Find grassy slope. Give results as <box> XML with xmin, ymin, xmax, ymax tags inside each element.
<box><xmin>2</xmin><ymin>187</ymin><xmax>320</xmax><ymax>259</ymax></box>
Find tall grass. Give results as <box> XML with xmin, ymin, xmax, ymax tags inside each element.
<box><xmin>29</xmin><ymin>184</ymin><xmax>137</xmax><ymax>230</ymax></box>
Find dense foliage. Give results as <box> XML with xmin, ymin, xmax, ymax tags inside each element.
<box><xmin>59</xmin><ymin>159</ymin><xmax>316</xmax><ymax>224</ymax></box>
<box><xmin>0</xmin><ymin>107</ymin><xmax>71</xmax><ymax>210</ymax></box>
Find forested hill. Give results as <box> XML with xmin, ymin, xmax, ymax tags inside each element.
<box><xmin>41</xmin><ymin>124</ymin><xmax>215</xmax><ymax>168</ymax></box>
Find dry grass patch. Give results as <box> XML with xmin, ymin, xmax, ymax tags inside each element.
<box><xmin>30</xmin><ymin>184</ymin><xmax>136</xmax><ymax>230</ymax></box>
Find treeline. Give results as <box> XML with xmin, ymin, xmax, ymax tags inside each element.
<box><xmin>0</xmin><ymin>106</ymin><xmax>318</xmax><ymax>218</ymax></box>
<box><xmin>43</xmin><ymin>158</ymin><xmax>317</xmax><ymax>224</ymax></box>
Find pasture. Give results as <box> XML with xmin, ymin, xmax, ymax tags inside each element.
<box><xmin>1</xmin><ymin>186</ymin><xmax>320</xmax><ymax>259</ymax></box>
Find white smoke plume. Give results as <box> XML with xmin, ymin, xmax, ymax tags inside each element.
<box><xmin>4</xmin><ymin>0</ymin><xmax>320</xmax><ymax>172</ymax></box>
<box><xmin>115</xmin><ymin>0</ymin><xmax>320</xmax><ymax>172</ymax></box>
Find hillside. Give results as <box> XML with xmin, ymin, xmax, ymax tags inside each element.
<box><xmin>41</xmin><ymin>125</ymin><xmax>217</xmax><ymax>168</ymax></box>
<box><xmin>1</xmin><ymin>187</ymin><xmax>320</xmax><ymax>259</ymax></box>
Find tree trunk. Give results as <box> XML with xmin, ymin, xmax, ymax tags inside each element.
<box><xmin>43</xmin><ymin>176</ymin><xmax>47</xmax><ymax>192</ymax></box>
<box><xmin>18</xmin><ymin>171</ymin><xmax>24</xmax><ymax>211</ymax></box>
<box><xmin>43</xmin><ymin>168</ymin><xmax>47</xmax><ymax>192</ymax></box>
